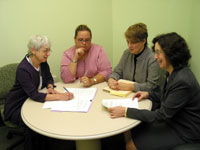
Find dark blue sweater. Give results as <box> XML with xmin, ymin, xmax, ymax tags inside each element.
<box><xmin>4</xmin><ymin>56</ymin><xmax>54</xmax><ymax>124</ymax></box>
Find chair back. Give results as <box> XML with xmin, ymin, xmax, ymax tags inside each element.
<box><xmin>0</xmin><ymin>63</ymin><xmax>18</xmax><ymax>118</ymax></box>
<box><xmin>0</xmin><ymin>63</ymin><xmax>18</xmax><ymax>99</ymax></box>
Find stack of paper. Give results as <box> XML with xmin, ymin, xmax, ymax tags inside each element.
<box><xmin>102</xmin><ymin>98</ymin><xmax>138</xmax><ymax>108</ymax></box>
<box><xmin>103</xmin><ymin>79</ymin><xmax>134</xmax><ymax>97</ymax></box>
<box><xmin>43</xmin><ymin>88</ymin><xmax>97</xmax><ymax>112</ymax></box>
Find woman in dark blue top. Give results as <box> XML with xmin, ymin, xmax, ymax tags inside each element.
<box><xmin>4</xmin><ymin>35</ymin><xmax>75</xmax><ymax>150</ymax></box>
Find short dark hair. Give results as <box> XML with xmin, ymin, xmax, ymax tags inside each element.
<box><xmin>152</xmin><ymin>32</ymin><xmax>191</xmax><ymax>70</ymax></box>
<box><xmin>74</xmin><ymin>24</ymin><xmax>92</xmax><ymax>38</ymax></box>
<box><xmin>125</xmin><ymin>23</ymin><xmax>148</xmax><ymax>47</ymax></box>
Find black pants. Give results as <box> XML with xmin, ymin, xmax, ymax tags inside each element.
<box><xmin>0</xmin><ymin>114</ymin><xmax>4</xmax><ymax>127</ymax></box>
<box><xmin>101</xmin><ymin>122</ymin><xmax>185</xmax><ymax>150</ymax></box>
<box><xmin>101</xmin><ymin>133</ymin><xmax>126</xmax><ymax>150</ymax></box>
<box><xmin>131</xmin><ymin>122</ymin><xmax>185</xmax><ymax>150</ymax></box>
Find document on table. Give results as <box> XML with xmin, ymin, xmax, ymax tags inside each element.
<box><xmin>43</xmin><ymin>88</ymin><xmax>97</xmax><ymax>112</ymax></box>
<box><xmin>102</xmin><ymin>98</ymin><xmax>138</xmax><ymax>108</ymax></box>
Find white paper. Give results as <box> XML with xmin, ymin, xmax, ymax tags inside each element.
<box><xmin>102</xmin><ymin>98</ymin><xmax>138</xmax><ymax>108</ymax></box>
<box><xmin>43</xmin><ymin>88</ymin><xmax>97</xmax><ymax>112</ymax></box>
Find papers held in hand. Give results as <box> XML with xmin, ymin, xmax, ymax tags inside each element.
<box><xmin>102</xmin><ymin>98</ymin><xmax>138</xmax><ymax>108</ymax></box>
<box><xmin>103</xmin><ymin>79</ymin><xmax>134</xmax><ymax>97</ymax></box>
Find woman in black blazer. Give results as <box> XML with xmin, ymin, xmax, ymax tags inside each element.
<box><xmin>108</xmin><ymin>32</ymin><xmax>200</xmax><ymax>150</ymax></box>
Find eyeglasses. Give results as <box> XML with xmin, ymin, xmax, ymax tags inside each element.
<box><xmin>42</xmin><ymin>49</ymin><xmax>51</xmax><ymax>54</ymax></box>
<box><xmin>77</xmin><ymin>38</ymin><xmax>91</xmax><ymax>43</ymax></box>
<box><xmin>154</xmin><ymin>50</ymin><xmax>163</xmax><ymax>55</ymax></box>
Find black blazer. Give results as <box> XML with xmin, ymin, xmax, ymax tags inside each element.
<box><xmin>127</xmin><ymin>67</ymin><xmax>200</xmax><ymax>142</ymax></box>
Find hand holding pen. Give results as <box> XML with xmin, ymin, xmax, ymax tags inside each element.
<box><xmin>63</xmin><ymin>87</ymin><xmax>70</xmax><ymax>93</ymax></box>
<box><xmin>79</xmin><ymin>70</ymin><xmax>91</xmax><ymax>87</ymax></box>
<box><xmin>62</xmin><ymin>87</ymin><xmax>74</xmax><ymax>100</ymax></box>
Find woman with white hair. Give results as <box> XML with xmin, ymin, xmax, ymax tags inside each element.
<box><xmin>4</xmin><ymin>35</ymin><xmax>75</xmax><ymax>150</ymax></box>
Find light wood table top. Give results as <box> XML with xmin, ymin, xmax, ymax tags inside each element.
<box><xmin>21</xmin><ymin>81</ymin><xmax>152</xmax><ymax>150</ymax></box>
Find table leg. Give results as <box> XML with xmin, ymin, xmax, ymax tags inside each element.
<box><xmin>76</xmin><ymin>139</ymin><xmax>101</xmax><ymax>150</ymax></box>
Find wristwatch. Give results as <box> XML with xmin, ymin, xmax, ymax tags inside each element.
<box><xmin>93</xmin><ymin>78</ymin><xmax>97</xmax><ymax>84</ymax></box>
<box><xmin>72</xmin><ymin>59</ymin><xmax>77</xmax><ymax>63</ymax></box>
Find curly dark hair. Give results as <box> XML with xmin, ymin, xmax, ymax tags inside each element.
<box><xmin>152</xmin><ymin>32</ymin><xmax>191</xmax><ymax>70</ymax></box>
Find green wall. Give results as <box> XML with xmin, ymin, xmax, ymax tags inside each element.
<box><xmin>0</xmin><ymin>0</ymin><xmax>200</xmax><ymax>82</ymax></box>
<box><xmin>112</xmin><ymin>0</ymin><xmax>200</xmax><ymax>82</ymax></box>
<box><xmin>189</xmin><ymin>0</ymin><xmax>200</xmax><ymax>82</ymax></box>
<box><xmin>0</xmin><ymin>0</ymin><xmax>113</xmax><ymax>81</ymax></box>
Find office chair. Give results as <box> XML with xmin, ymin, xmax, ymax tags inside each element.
<box><xmin>0</xmin><ymin>63</ymin><xmax>24</xmax><ymax>150</ymax></box>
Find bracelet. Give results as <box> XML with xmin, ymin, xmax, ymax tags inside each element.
<box><xmin>93</xmin><ymin>78</ymin><xmax>97</xmax><ymax>84</ymax></box>
<box><xmin>47</xmin><ymin>86</ymin><xmax>54</xmax><ymax>89</ymax></box>
<box><xmin>72</xmin><ymin>59</ymin><xmax>77</xmax><ymax>63</ymax></box>
<box><xmin>124</xmin><ymin>107</ymin><xmax>127</xmax><ymax>117</ymax></box>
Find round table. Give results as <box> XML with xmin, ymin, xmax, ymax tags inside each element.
<box><xmin>21</xmin><ymin>81</ymin><xmax>152</xmax><ymax>150</ymax></box>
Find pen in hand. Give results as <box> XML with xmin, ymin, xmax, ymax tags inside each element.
<box><xmin>63</xmin><ymin>87</ymin><xmax>69</xmax><ymax>93</ymax></box>
<box><xmin>84</xmin><ymin>70</ymin><xmax>88</xmax><ymax>77</ymax></box>
<box><xmin>63</xmin><ymin>87</ymin><xmax>74</xmax><ymax>99</ymax></box>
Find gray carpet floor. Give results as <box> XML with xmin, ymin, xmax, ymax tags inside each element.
<box><xmin>0</xmin><ymin>126</ymin><xmax>24</xmax><ymax>150</ymax></box>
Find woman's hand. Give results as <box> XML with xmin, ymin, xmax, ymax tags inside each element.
<box><xmin>57</xmin><ymin>92</ymin><xmax>74</xmax><ymax>100</ymax></box>
<box><xmin>132</xmin><ymin>91</ymin><xmax>149</xmax><ymax>101</ymax></box>
<box><xmin>108</xmin><ymin>78</ymin><xmax>134</xmax><ymax>91</ymax></box>
<box><xmin>108</xmin><ymin>106</ymin><xmax>126</xmax><ymax>118</ymax></box>
<box><xmin>74</xmin><ymin>48</ymin><xmax>85</xmax><ymax>60</ymax></box>
<box><xmin>79</xmin><ymin>76</ymin><xmax>92</xmax><ymax>87</ymax></box>
<box><xmin>116</xmin><ymin>82</ymin><xmax>134</xmax><ymax>91</ymax></box>
<box><xmin>47</xmin><ymin>88</ymin><xmax>58</xmax><ymax>94</ymax></box>
<box><xmin>108</xmin><ymin>78</ymin><xmax>118</xmax><ymax>90</ymax></box>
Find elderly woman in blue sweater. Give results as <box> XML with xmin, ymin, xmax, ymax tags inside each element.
<box><xmin>4</xmin><ymin>35</ymin><xmax>75</xmax><ymax>150</ymax></box>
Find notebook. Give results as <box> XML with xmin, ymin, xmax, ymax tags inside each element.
<box><xmin>103</xmin><ymin>79</ymin><xmax>134</xmax><ymax>97</ymax></box>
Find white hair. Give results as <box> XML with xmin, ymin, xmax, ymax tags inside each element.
<box><xmin>27</xmin><ymin>35</ymin><xmax>51</xmax><ymax>56</ymax></box>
